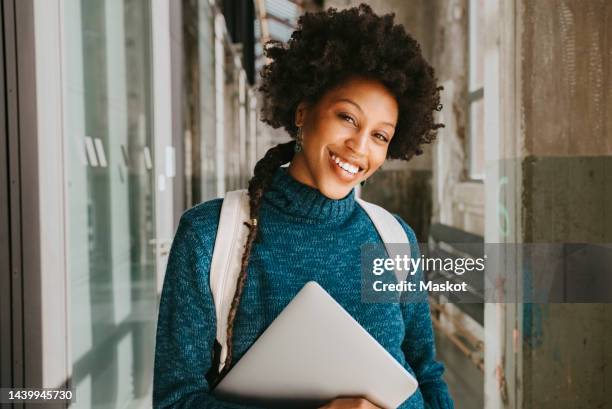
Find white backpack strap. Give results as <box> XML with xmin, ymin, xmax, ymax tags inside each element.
<box><xmin>356</xmin><ymin>198</ymin><xmax>411</xmax><ymax>283</ymax></box>
<box><xmin>209</xmin><ymin>189</ymin><xmax>250</xmax><ymax>374</ymax></box>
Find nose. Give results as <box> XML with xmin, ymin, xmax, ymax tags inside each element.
<box><xmin>345</xmin><ymin>129</ymin><xmax>369</xmax><ymax>157</ymax></box>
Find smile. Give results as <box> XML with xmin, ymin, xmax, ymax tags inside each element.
<box><xmin>328</xmin><ymin>150</ymin><xmax>364</xmax><ymax>176</ymax></box>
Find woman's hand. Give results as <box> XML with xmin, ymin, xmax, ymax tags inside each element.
<box><xmin>318</xmin><ymin>398</ymin><xmax>383</xmax><ymax>409</ymax></box>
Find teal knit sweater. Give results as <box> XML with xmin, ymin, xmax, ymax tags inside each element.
<box><xmin>154</xmin><ymin>167</ymin><xmax>454</xmax><ymax>409</ymax></box>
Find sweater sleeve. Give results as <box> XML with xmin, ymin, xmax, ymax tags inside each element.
<box><xmin>394</xmin><ymin>216</ymin><xmax>455</xmax><ymax>409</ymax></box>
<box><xmin>153</xmin><ymin>207</ymin><xmax>266</xmax><ymax>409</ymax></box>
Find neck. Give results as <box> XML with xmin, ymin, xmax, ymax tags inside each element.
<box><xmin>263</xmin><ymin>167</ymin><xmax>356</xmax><ymax>225</ymax></box>
<box><xmin>287</xmin><ymin>154</ymin><xmax>317</xmax><ymax>190</ymax></box>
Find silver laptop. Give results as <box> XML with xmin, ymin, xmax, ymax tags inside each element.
<box><xmin>213</xmin><ymin>281</ymin><xmax>418</xmax><ymax>409</ymax></box>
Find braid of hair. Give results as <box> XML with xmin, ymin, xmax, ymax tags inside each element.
<box><xmin>220</xmin><ymin>140</ymin><xmax>296</xmax><ymax>376</ymax></box>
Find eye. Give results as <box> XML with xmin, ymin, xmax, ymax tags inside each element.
<box><xmin>374</xmin><ymin>133</ymin><xmax>389</xmax><ymax>143</ymax></box>
<box><xmin>338</xmin><ymin>113</ymin><xmax>357</xmax><ymax>126</ymax></box>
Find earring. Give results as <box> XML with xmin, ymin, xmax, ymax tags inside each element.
<box><xmin>294</xmin><ymin>127</ymin><xmax>303</xmax><ymax>153</ymax></box>
<box><xmin>360</xmin><ymin>179</ymin><xmax>367</xmax><ymax>187</ymax></box>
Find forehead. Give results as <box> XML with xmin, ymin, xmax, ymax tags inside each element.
<box><xmin>319</xmin><ymin>77</ymin><xmax>398</xmax><ymax>120</ymax></box>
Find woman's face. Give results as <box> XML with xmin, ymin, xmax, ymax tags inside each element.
<box><xmin>288</xmin><ymin>76</ymin><xmax>398</xmax><ymax>200</ymax></box>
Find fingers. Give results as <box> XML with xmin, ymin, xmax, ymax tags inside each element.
<box><xmin>318</xmin><ymin>397</ymin><xmax>383</xmax><ymax>409</ymax></box>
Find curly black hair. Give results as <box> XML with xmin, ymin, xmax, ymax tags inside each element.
<box><xmin>259</xmin><ymin>3</ymin><xmax>444</xmax><ymax>160</ymax></box>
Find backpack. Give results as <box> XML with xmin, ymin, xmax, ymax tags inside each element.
<box><xmin>208</xmin><ymin>189</ymin><xmax>411</xmax><ymax>376</ymax></box>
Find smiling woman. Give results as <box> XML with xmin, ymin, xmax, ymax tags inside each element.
<box><xmin>289</xmin><ymin>76</ymin><xmax>398</xmax><ymax>198</ymax></box>
<box><xmin>154</xmin><ymin>3</ymin><xmax>452</xmax><ymax>409</ymax></box>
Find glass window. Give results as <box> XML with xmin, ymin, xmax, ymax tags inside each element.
<box><xmin>224</xmin><ymin>48</ymin><xmax>242</xmax><ymax>191</ymax></box>
<box><xmin>468</xmin><ymin>0</ymin><xmax>485</xmax><ymax>180</ymax></box>
<box><xmin>63</xmin><ymin>0</ymin><xmax>157</xmax><ymax>407</ymax></box>
<box><xmin>246</xmin><ymin>88</ymin><xmax>258</xmax><ymax>176</ymax></box>
<box><xmin>199</xmin><ymin>0</ymin><xmax>218</xmax><ymax>202</ymax></box>
<box><xmin>183</xmin><ymin>0</ymin><xmax>217</xmax><ymax>205</ymax></box>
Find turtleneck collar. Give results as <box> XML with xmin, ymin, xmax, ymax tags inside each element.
<box><xmin>263</xmin><ymin>166</ymin><xmax>356</xmax><ymax>225</ymax></box>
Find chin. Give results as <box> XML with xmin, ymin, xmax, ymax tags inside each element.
<box><xmin>316</xmin><ymin>181</ymin><xmax>354</xmax><ymax>200</ymax></box>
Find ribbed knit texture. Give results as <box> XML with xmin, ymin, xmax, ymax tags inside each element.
<box><xmin>154</xmin><ymin>167</ymin><xmax>454</xmax><ymax>409</ymax></box>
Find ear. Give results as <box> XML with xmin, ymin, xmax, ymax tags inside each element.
<box><xmin>295</xmin><ymin>101</ymin><xmax>309</xmax><ymax>127</ymax></box>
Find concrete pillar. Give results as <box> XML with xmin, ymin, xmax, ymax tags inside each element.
<box><xmin>518</xmin><ymin>1</ymin><xmax>612</xmax><ymax>407</ymax></box>
<box><xmin>485</xmin><ymin>0</ymin><xmax>612</xmax><ymax>407</ymax></box>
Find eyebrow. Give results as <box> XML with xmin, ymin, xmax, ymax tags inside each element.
<box><xmin>333</xmin><ymin>98</ymin><xmax>396</xmax><ymax>128</ymax></box>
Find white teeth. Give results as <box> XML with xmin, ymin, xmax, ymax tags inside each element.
<box><xmin>331</xmin><ymin>153</ymin><xmax>359</xmax><ymax>175</ymax></box>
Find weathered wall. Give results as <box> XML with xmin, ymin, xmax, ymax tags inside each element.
<box><xmin>521</xmin><ymin>0</ymin><xmax>612</xmax><ymax>242</ymax></box>
<box><xmin>521</xmin><ymin>1</ymin><xmax>611</xmax><ymax>158</ymax></box>
<box><xmin>362</xmin><ymin>169</ymin><xmax>432</xmax><ymax>240</ymax></box>
<box><xmin>518</xmin><ymin>1</ymin><xmax>612</xmax><ymax>408</ymax></box>
<box><xmin>430</xmin><ymin>0</ymin><xmax>486</xmax><ymax>236</ymax></box>
<box><xmin>431</xmin><ymin>0</ymin><xmax>468</xmax><ymax>150</ymax></box>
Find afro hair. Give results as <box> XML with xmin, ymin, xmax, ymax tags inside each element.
<box><xmin>258</xmin><ymin>3</ymin><xmax>444</xmax><ymax>161</ymax></box>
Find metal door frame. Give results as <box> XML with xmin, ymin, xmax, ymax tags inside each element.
<box><xmin>2</xmin><ymin>0</ymin><xmax>71</xmax><ymax>393</ymax></box>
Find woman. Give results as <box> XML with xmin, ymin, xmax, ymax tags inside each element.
<box><xmin>154</xmin><ymin>4</ymin><xmax>452</xmax><ymax>409</ymax></box>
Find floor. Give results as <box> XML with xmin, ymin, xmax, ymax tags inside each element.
<box><xmin>435</xmin><ymin>332</ymin><xmax>484</xmax><ymax>409</ymax></box>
